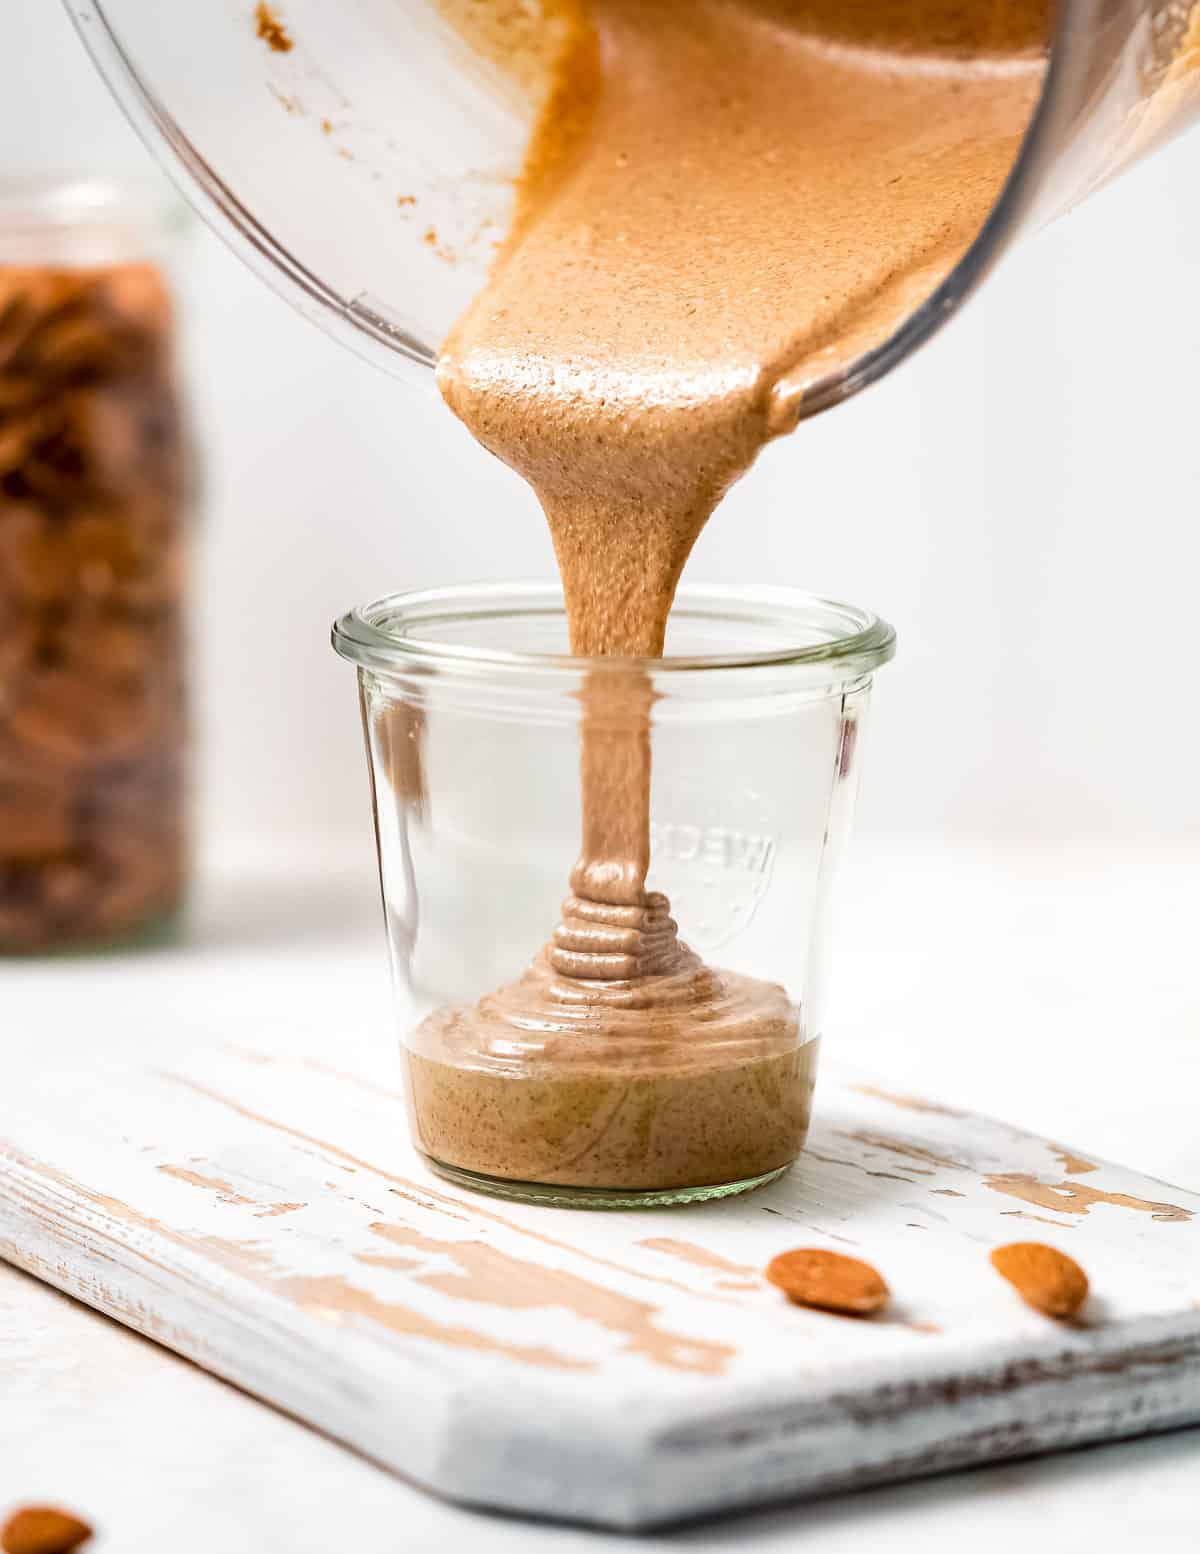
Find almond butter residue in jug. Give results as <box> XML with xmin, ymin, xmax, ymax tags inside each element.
<box><xmin>407</xmin><ymin>0</ymin><xmax>1049</xmax><ymax>1195</ymax></box>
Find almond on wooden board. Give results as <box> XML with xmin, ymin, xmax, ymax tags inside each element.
<box><xmin>990</xmin><ymin>1242</ymin><xmax>1089</xmax><ymax>1320</ymax></box>
<box><xmin>0</xmin><ymin>1506</ymin><xmax>93</xmax><ymax>1554</ymax></box>
<box><xmin>765</xmin><ymin>1248</ymin><xmax>890</xmax><ymax>1316</ymax></box>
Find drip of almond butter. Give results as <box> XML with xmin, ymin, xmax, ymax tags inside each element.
<box><xmin>408</xmin><ymin>0</ymin><xmax>1049</xmax><ymax>1192</ymax></box>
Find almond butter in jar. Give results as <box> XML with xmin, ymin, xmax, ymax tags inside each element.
<box><xmin>0</xmin><ymin>180</ymin><xmax>192</xmax><ymax>953</ymax></box>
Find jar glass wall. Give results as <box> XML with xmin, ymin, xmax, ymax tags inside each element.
<box><xmin>334</xmin><ymin>583</ymin><xmax>895</xmax><ymax>1208</ymax></box>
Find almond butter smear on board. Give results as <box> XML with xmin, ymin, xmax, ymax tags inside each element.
<box><xmin>406</xmin><ymin>0</ymin><xmax>1050</xmax><ymax>1193</ymax></box>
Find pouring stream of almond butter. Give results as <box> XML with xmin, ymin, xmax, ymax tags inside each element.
<box><xmin>407</xmin><ymin>0</ymin><xmax>1049</xmax><ymax>1193</ymax></box>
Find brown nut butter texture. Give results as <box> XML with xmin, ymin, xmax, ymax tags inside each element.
<box><xmin>990</xmin><ymin>1241</ymin><xmax>1090</xmax><ymax>1319</ymax></box>
<box><xmin>414</xmin><ymin>0</ymin><xmax>1051</xmax><ymax>1191</ymax></box>
<box><xmin>407</xmin><ymin>1023</ymin><xmax>819</xmax><ymax>1191</ymax></box>
<box><xmin>0</xmin><ymin>1507</ymin><xmax>93</xmax><ymax>1554</ymax></box>
<box><xmin>254</xmin><ymin>2</ymin><xmax>294</xmax><ymax>53</ymax></box>
<box><xmin>766</xmin><ymin>1248</ymin><xmax>891</xmax><ymax>1316</ymax></box>
<box><xmin>0</xmin><ymin>263</ymin><xmax>188</xmax><ymax>951</ymax></box>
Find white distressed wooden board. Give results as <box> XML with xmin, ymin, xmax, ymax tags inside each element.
<box><xmin>2</xmin><ymin>999</ymin><xmax>1199</xmax><ymax>1530</ymax></box>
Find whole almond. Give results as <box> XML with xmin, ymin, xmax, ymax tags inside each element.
<box><xmin>1</xmin><ymin>1507</ymin><xmax>93</xmax><ymax>1554</ymax></box>
<box><xmin>990</xmin><ymin>1242</ymin><xmax>1089</xmax><ymax>1319</ymax></box>
<box><xmin>765</xmin><ymin>1248</ymin><xmax>890</xmax><ymax>1316</ymax></box>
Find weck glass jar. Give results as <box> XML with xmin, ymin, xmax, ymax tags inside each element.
<box><xmin>0</xmin><ymin>179</ymin><xmax>192</xmax><ymax>952</ymax></box>
<box><xmin>334</xmin><ymin>583</ymin><xmax>895</xmax><ymax>1207</ymax></box>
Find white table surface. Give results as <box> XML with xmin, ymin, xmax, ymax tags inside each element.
<box><xmin>3</xmin><ymin>838</ymin><xmax>1198</xmax><ymax>1551</ymax></box>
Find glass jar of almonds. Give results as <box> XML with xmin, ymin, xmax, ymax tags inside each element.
<box><xmin>0</xmin><ymin>179</ymin><xmax>192</xmax><ymax>952</ymax></box>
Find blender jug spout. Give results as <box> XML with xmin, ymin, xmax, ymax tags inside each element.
<box><xmin>64</xmin><ymin>0</ymin><xmax>1200</xmax><ymax>409</ymax></box>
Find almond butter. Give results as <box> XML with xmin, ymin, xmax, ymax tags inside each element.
<box><xmin>0</xmin><ymin>1506</ymin><xmax>93</xmax><ymax>1554</ymax></box>
<box><xmin>254</xmin><ymin>2</ymin><xmax>294</xmax><ymax>52</ymax></box>
<box><xmin>990</xmin><ymin>1241</ymin><xmax>1089</xmax><ymax>1319</ymax></box>
<box><xmin>765</xmin><ymin>1248</ymin><xmax>890</xmax><ymax>1316</ymax></box>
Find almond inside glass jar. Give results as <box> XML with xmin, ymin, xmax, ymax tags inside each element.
<box><xmin>0</xmin><ymin>229</ymin><xmax>190</xmax><ymax>953</ymax></box>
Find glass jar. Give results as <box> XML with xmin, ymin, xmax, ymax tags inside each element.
<box><xmin>334</xmin><ymin>583</ymin><xmax>895</xmax><ymax>1208</ymax></box>
<box><xmin>0</xmin><ymin>180</ymin><xmax>192</xmax><ymax>953</ymax></box>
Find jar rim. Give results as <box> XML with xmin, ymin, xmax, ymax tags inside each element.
<box><xmin>0</xmin><ymin>175</ymin><xmax>186</xmax><ymax>265</ymax></box>
<box><xmin>332</xmin><ymin>582</ymin><xmax>896</xmax><ymax>678</ymax></box>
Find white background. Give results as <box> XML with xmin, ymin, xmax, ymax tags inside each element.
<box><xmin>6</xmin><ymin>0</ymin><xmax>1200</xmax><ymax>861</ymax></box>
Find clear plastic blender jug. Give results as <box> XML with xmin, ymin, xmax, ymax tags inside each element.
<box><xmin>63</xmin><ymin>0</ymin><xmax>1200</xmax><ymax>410</ymax></box>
